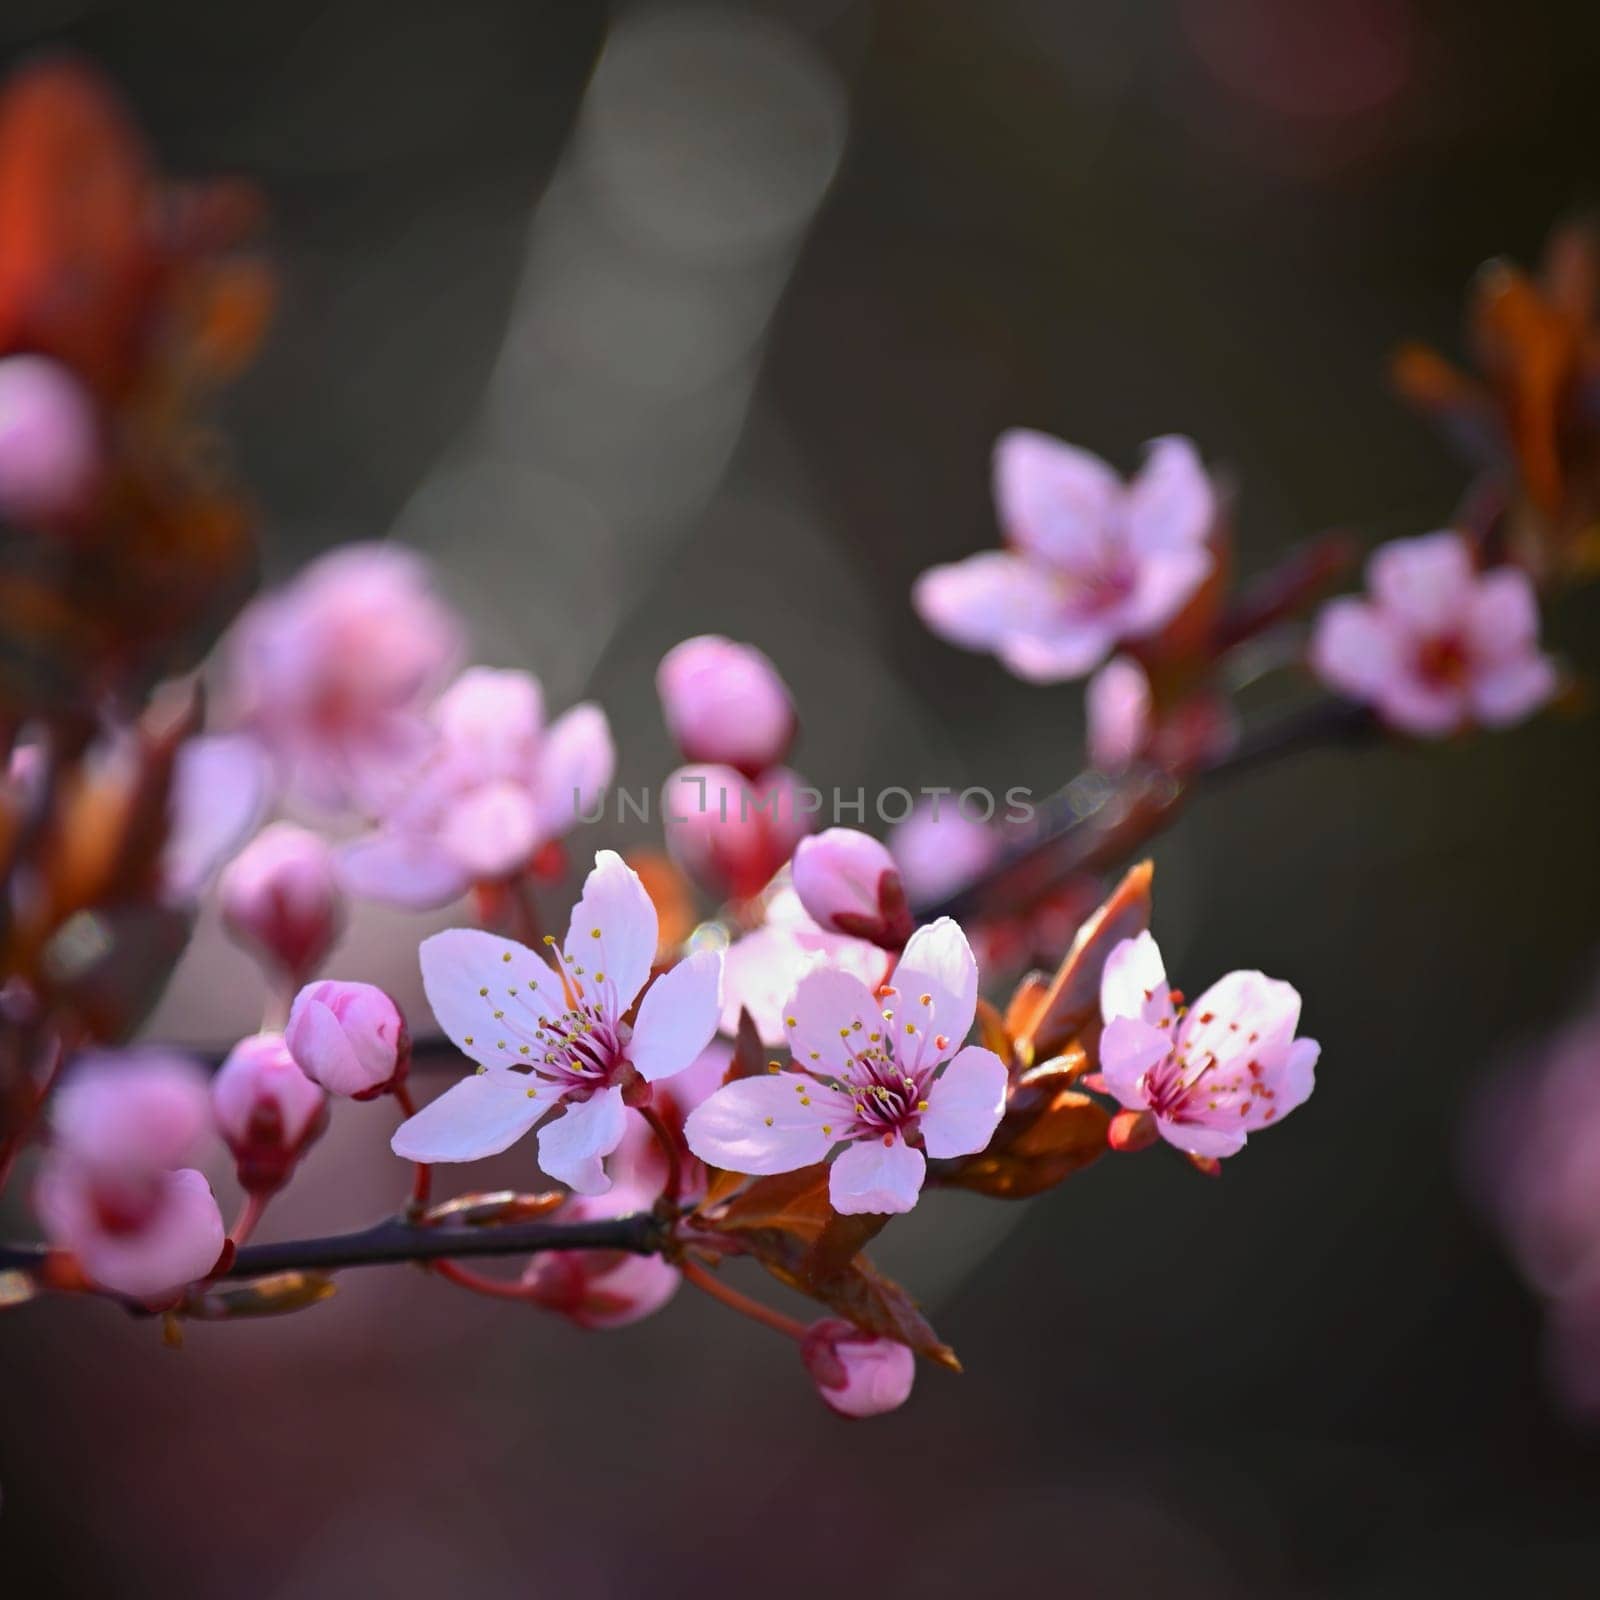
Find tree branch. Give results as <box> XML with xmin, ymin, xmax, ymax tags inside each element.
<box><xmin>0</xmin><ymin>1209</ymin><xmax>665</xmax><ymax>1281</ymax></box>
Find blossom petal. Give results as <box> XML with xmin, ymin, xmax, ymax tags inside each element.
<box><xmin>1098</xmin><ymin>1015</ymin><xmax>1173</xmax><ymax>1108</ymax></box>
<box><xmin>339</xmin><ymin>832</ymin><xmax>470</xmax><ymax>910</ymax></box>
<box><xmin>537</xmin><ymin>1085</ymin><xmax>627</xmax><ymax>1195</ymax></box>
<box><xmin>892</xmin><ymin>916</ymin><xmax>978</xmax><ymax>1070</ymax></box>
<box><xmin>919</xmin><ymin>1046</ymin><xmax>1007</xmax><ymax>1157</ymax></box>
<box><xmin>1470</xmin><ymin>656</ymin><xmax>1557</xmax><ymax>727</ymax></box>
<box><xmin>434</xmin><ymin>667</ymin><xmax>543</xmax><ymax>782</ymax></box>
<box><xmin>683</xmin><ymin>1075</ymin><xmax>847</xmax><ymax>1175</ymax></box>
<box><xmin>564</xmin><ymin>849</ymin><xmax>657</xmax><ymax>1014</ymax></box>
<box><xmin>163</xmin><ymin>734</ymin><xmax>271</xmax><ymax>901</ymax></box>
<box><xmin>1309</xmin><ymin>597</ymin><xmax>1403</xmax><ymax>701</ymax></box>
<box><xmin>1116</xmin><ymin>546</ymin><xmax>1212</xmax><ymax>637</ymax></box>
<box><xmin>997</xmin><ymin>620</ymin><xmax>1117</xmax><ymax>683</ymax></box>
<box><xmin>629</xmin><ymin>949</ymin><xmax>724</xmax><ymax>1083</ymax></box>
<box><xmin>784</xmin><ymin>966</ymin><xmax>885</xmax><ymax>1078</ymax></box>
<box><xmin>59</xmin><ymin>1166</ymin><xmax>225</xmax><ymax>1300</ymax></box>
<box><xmin>1153</xmin><ymin>1115</ymin><xmax>1247</xmax><ymax>1160</ymax></box>
<box><xmin>1087</xmin><ymin>656</ymin><xmax>1151</xmax><ymax>772</ymax></box>
<box><xmin>1377</xmin><ymin>676</ymin><xmax>1467</xmax><ymax>737</ymax></box>
<box><xmin>437</xmin><ymin>781</ymin><xmax>541</xmax><ymax>882</ymax></box>
<box><xmin>829</xmin><ymin>1134</ymin><xmax>926</xmax><ymax>1215</ymax></box>
<box><xmin>419</xmin><ymin>928</ymin><xmax>567</xmax><ymax>1069</ymax></box>
<box><xmin>536</xmin><ymin>703</ymin><xmax>614</xmax><ymax>839</ymax></box>
<box><xmin>1368</xmin><ymin>530</ymin><xmax>1474</xmax><ymax>633</ymax></box>
<box><xmin>992</xmin><ymin>428</ymin><xmax>1120</xmax><ymax>568</ymax></box>
<box><xmin>1179</xmin><ymin>968</ymin><xmax>1302</xmax><ymax>1071</ymax></box>
<box><xmin>1100</xmin><ymin>931</ymin><xmax>1175</xmax><ymax>1028</ymax></box>
<box><xmin>913</xmin><ymin>551</ymin><xmax>1056</xmax><ymax>651</ymax></box>
<box><xmin>390</xmin><ymin>1069</ymin><xmax>545</xmax><ymax>1163</ymax></box>
<box><xmin>1467</xmin><ymin>567</ymin><xmax>1541</xmax><ymax>659</ymax></box>
<box><xmin>1272</xmin><ymin>1035</ymin><xmax>1321</xmax><ymax>1119</ymax></box>
<box><xmin>1122</xmin><ymin>436</ymin><xmax>1214</xmax><ymax>555</ymax></box>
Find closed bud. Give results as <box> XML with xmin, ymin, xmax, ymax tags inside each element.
<box><xmin>657</xmin><ymin>635</ymin><xmax>796</xmax><ymax>779</ymax></box>
<box><xmin>800</xmin><ymin>1318</ymin><xmax>916</xmax><ymax>1418</ymax></box>
<box><xmin>212</xmin><ymin>1033</ymin><xmax>328</xmax><ymax>1193</ymax></box>
<box><xmin>0</xmin><ymin>354</ymin><xmax>99</xmax><ymax>524</ymax></box>
<box><xmin>220</xmin><ymin>823</ymin><xmax>344</xmax><ymax>986</ymax></box>
<box><xmin>285</xmin><ymin>980</ymin><xmax>408</xmax><ymax>1100</ymax></box>
<box><xmin>792</xmin><ymin>828</ymin><xmax>912</xmax><ymax>950</ymax></box>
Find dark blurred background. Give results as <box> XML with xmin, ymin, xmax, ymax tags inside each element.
<box><xmin>3</xmin><ymin>0</ymin><xmax>1600</xmax><ymax>1594</ymax></box>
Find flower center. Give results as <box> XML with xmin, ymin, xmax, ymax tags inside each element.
<box><xmin>1416</xmin><ymin>632</ymin><xmax>1471</xmax><ymax>688</ymax></box>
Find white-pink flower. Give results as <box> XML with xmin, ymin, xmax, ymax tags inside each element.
<box><xmin>1310</xmin><ymin>530</ymin><xmax>1557</xmax><ymax>737</ymax></box>
<box><xmin>340</xmin><ymin>667</ymin><xmax>614</xmax><ymax>909</ymax></box>
<box><xmin>914</xmin><ymin>431</ymin><xmax>1215</xmax><ymax>682</ymax></box>
<box><xmin>223</xmin><ymin>542</ymin><xmax>463</xmax><ymax>809</ymax></box>
<box><xmin>392</xmin><ymin>850</ymin><xmax>723</xmax><ymax>1194</ymax></box>
<box><xmin>34</xmin><ymin>1052</ymin><xmax>225</xmax><ymax>1301</ymax></box>
<box><xmin>685</xmin><ymin>919</ymin><xmax>1007</xmax><ymax>1215</ymax></box>
<box><xmin>1097</xmin><ymin>932</ymin><xmax>1320</xmax><ymax>1159</ymax></box>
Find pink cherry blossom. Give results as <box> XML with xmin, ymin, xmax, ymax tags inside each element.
<box><xmin>657</xmin><ymin>635</ymin><xmax>796</xmax><ymax>779</ymax></box>
<box><xmin>286</xmin><ymin>980</ymin><xmax>408</xmax><ymax>1100</ymax></box>
<box><xmin>391</xmin><ymin>850</ymin><xmax>724</xmax><ymax>1194</ymax></box>
<box><xmin>339</xmin><ymin>667</ymin><xmax>614</xmax><ymax>909</ymax></box>
<box><xmin>1310</xmin><ymin>530</ymin><xmax>1557</xmax><ymax>737</ymax></box>
<box><xmin>887</xmin><ymin>802</ymin><xmax>998</xmax><ymax>909</ymax></box>
<box><xmin>1097</xmin><ymin>932</ymin><xmax>1319</xmax><ymax>1159</ymax></box>
<box><xmin>0</xmin><ymin>353</ymin><xmax>99</xmax><ymax>523</ymax></box>
<box><xmin>36</xmin><ymin>1052</ymin><xmax>224</xmax><ymax>1300</ymax></box>
<box><xmin>792</xmin><ymin>828</ymin><xmax>912</xmax><ymax>949</ymax></box>
<box><xmin>212</xmin><ymin>1033</ymin><xmax>328</xmax><ymax>1193</ymax></box>
<box><xmin>800</xmin><ymin>1318</ymin><xmax>916</xmax><ymax>1417</ymax></box>
<box><xmin>520</xmin><ymin>1176</ymin><xmax>681</xmax><ymax>1329</ymax></box>
<box><xmin>719</xmin><ymin>888</ymin><xmax>887</xmax><ymax>1047</ymax></box>
<box><xmin>220</xmin><ymin>823</ymin><xmax>344</xmax><ymax>986</ymax></box>
<box><xmin>914</xmin><ymin>432</ymin><xmax>1216</xmax><ymax>682</ymax></box>
<box><xmin>223</xmin><ymin>542</ymin><xmax>463</xmax><ymax>809</ymax></box>
<box><xmin>662</xmin><ymin>763</ymin><xmax>812</xmax><ymax>901</ymax></box>
<box><xmin>610</xmin><ymin>1040</ymin><xmax>732</xmax><ymax>1201</ymax></box>
<box><xmin>685</xmin><ymin>918</ymin><xmax>1008</xmax><ymax>1215</ymax></box>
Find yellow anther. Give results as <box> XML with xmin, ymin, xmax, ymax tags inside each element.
<box><xmin>591</xmin><ymin>927</ymin><xmax>601</xmax><ymax>938</ymax></box>
<box><xmin>478</xmin><ymin>987</ymin><xmax>488</xmax><ymax>997</ymax></box>
<box><xmin>920</xmin><ymin>993</ymin><xmax>932</xmax><ymax>1006</ymax></box>
<box><xmin>822</xmin><ymin>1124</ymin><xmax>832</xmax><ymax>1135</ymax></box>
<box><xmin>768</xmin><ymin>1063</ymin><xmax>781</xmax><ymax>1074</ymax></box>
<box><xmin>502</xmin><ymin>952</ymin><xmax>512</xmax><ymax>963</ymax></box>
<box><xmin>764</xmin><ymin>1117</ymin><xmax>774</xmax><ymax>1127</ymax></box>
<box><xmin>786</xmin><ymin>1016</ymin><xmax>798</xmax><ymax>1028</ymax></box>
<box><xmin>595</xmin><ymin>972</ymin><xmax>605</xmax><ymax>983</ymax></box>
<box><xmin>493</xmin><ymin>1010</ymin><xmax>504</xmax><ymax>1020</ymax></box>
<box><xmin>543</xmin><ymin>935</ymin><xmax>557</xmax><ymax>945</ymax></box>
<box><xmin>464</xmin><ymin>1035</ymin><xmax>474</xmax><ymax>1045</ymax></box>
<box><xmin>917</xmin><ymin>1099</ymin><xmax>928</xmax><ymax>1112</ymax></box>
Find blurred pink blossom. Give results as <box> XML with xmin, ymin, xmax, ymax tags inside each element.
<box><xmin>686</xmin><ymin>919</ymin><xmax>1006</xmax><ymax>1215</ymax></box>
<box><xmin>914</xmin><ymin>432</ymin><xmax>1216</xmax><ymax>682</ymax></box>
<box><xmin>35</xmin><ymin>1052</ymin><xmax>224</xmax><ymax>1300</ymax></box>
<box><xmin>657</xmin><ymin>634</ymin><xmax>795</xmax><ymax>779</ymax></box>
<box><xmin>222</xmin><ymin>542</ymin><xmax>463</xmax><ymax>809</ymax></box>
<box><xmin>662</xmin><ymin>763</ymin><xmax>811</xmax><ymax>901</ymax></box>
<box><xmin>800</xmin><ymin>1318</ymin><xmax>916</xmax><ymax>1417</ymax></box>
<box><xmin>0</xmin><ymin>353</ymin><xmax>99</xmax><ymax>523</ymax></box>
<box><xmin>1097</xmin><ymin>931</ymin><xmax>1319</xmax><ymax>1159</ymax></box>
<box><xmin>1310</xmin><ymin>530</ymin><xmax>1557</xmax><ymax>736</ymax></box>
<box><xmin>286</xmin><ymin>980</ymin><xmax>408</xmax><ymax>1100</ymax></box>
<box><xmin>392</xmin><ymin>851</ymin><xmax>723</xmax><ymax>1194</ymax></box>
<box><xmin>221</xmin><ymin>823</ymin><xmax>344</xmax><ymax>987</ymax></box>
<box><xmin>339</xmin><ymin>667</ymin><xmax>614</xmax><ymax>910</ymax></box>
<box><xmin>792</xmin><ymin>828</ymin><xmax>912</xmax><ymax>949</ymax></box>
<box><xmin>719</xmin><ymin>888</ymin><xmax>886</xmax><ymax>1047</ymax></box>
<box><xmin>887</xmin><ymin>801</ymin><xmax>999</xmax><ymax>909</ymax></box>
<box><xmin>212</xmin><ymin>1033</ymin><xmax>328</xmax><ymax>1194</ymax></box>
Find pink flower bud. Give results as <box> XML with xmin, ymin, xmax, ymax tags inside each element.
<box><xmin>51</xmin><ymin>1052</ymin><xmax>211</xmax><ymax>1174</ymax></box>
<box><xmin>1086</xmin><ymin>656</ymin><xmax>1152</xmax><ymax>773</ymax></box>
<box><xmin>220</xmin><ymin>823</ymin><xmax>344</xmax><ymax>986</ymax></box>
<box><xmin>657</xmin><ymin>635</ymin><xmax>796</xmax><ymax>779</ymax></box>
<box><xmin>0</xmin><ymin>354</ymin><xmax>99</xmax><ymax>524</ymax></box>
<box><xmin>791</xmin><ymin>828</ymin><xmax>912</xmax><ymax>949</ymax></box>
<box><xmin>212</xmin><ymin>1033</ymin><xmax>329</xmax><ymax>1193</ymax></box>
<box><xmin>800</xmin><ymin>1319</ymin><xmax>916</xmax><ymax>1417</ymax></box>
<box><xmin>661</xmin><ymin>764</ymin><xmax>812</xmax><ymax>900</ymax></box>
<box><xmin>519</xmin><ymin>1186</ymin><xmax>680</xmax><ymax>1329</ymax></box>
<box><xmin>35</xmin><ymin>1160</ymin><xmax>225</xmax><ymax>1302</ymax></box>
<box><xmin>285</xmin><ymin>980</ymin><xmax>408</xmax><ymax>1100</ymax></box>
